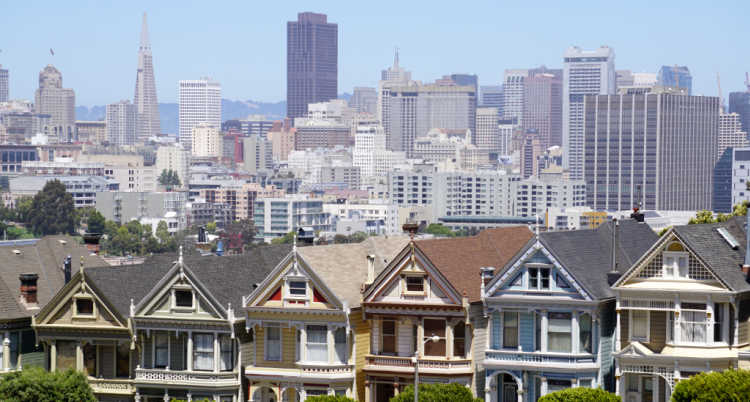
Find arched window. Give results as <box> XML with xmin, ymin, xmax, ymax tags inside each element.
<box><xmin>666</xmin><ymin>242</ymin><xmax>684</xmax><ymax>252</ymax></box>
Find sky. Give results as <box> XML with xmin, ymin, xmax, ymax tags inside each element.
<box><xmin>2</xmin><ymin>0</ymin><xmax>749</xmax><ymax>106</ymax></box>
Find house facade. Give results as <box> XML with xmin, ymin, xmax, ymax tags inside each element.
<box><xmin>481</xmin><ymin>220</ymin><xmax>657</xmax><ymax>402</ymax></box>
<box><xmin>613</xmin><ymin>217</ymin><xmax>750</xmax><ymax>402</ymax></box>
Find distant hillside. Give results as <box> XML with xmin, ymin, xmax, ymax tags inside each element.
<box><xmin>76</xmin><ymin>99</ymin><xmax>288</xmax><ymax>135</ymax></box>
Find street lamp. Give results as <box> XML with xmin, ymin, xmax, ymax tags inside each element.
<box><xmin>413</xmin><ymin>334</ymin><xmax>441</xmax><ymax>402</ymax></box>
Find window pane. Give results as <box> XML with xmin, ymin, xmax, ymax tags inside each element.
<box><xmin>631</xmin><ymin>310</ymin><xmax>648</xmax><ymax>340</ymax></box>
<box><xmin>334</xmin><ymin>327</ymin><xmax>347</xmax><ymax>363</ymax></box>
<box><xmin>56</xmin><ymin>340</ymin><xmax>77</xmax><ymax>371</ymax></box>
<box><xmin>306</xmin><ymin>325</ymin><xmax>328</xmax><ymax>362</ymax></box>
<box><xmin>579</xmin><ymin>314</ymin><xmax>592</xmax><ymax>353</ymax></box>
<box><xmin>503</xmin><ymin>312</ymin><xmax>518</xmax><ymax>348</ymax></box>
<box><xmin>406</xmin><ymin>276</ymin><xmax>424</xmax><ymax>292</ymax></box>
<box><xmin>289</xmin><ymin>281</ymin><xmax>306</xmax><ymax>296</ymax></box>
<box><xmin>175</xmin><ymin>290</ymin><xmax>192</xmax><ymax>307</ymax></box>
<box><xmin>265</xmin><ymin>327</ymin><xmax>281</xmax><ymax>361</ymax></box>
<box><xmin>116</xmin><ymin>342</ymin><xmax>130</xmax><ymax>378</ymax></box>
<box><xmin>382</xmin><ymin>319</ymin><xmax>395</xmax><ymax>354</ymax></box>
<box><xmin>453</xmin><ymin>322</ymin><xmax>466</xmax><ymax>357</ymax></box>
<box><xmin>423</xmin><ymin>319</ymin><xmax>446</xmax><ymax>356</ymax></box>
<box><xmin>155</xmin><ymin>334</ymin><xmax>168</xmax><ymax>368</ymax></box>
<box><xmin>220</xmin><ymin>335</ymin><xmax>233</xmax><ymax>371</ymax></box>
<box><xmin>548</xmin><ymin>312</ymin><xmax>572</xmax><ymax>353</ymax></box>
<box><xmin>193</xmin><ymin>333</ymin><xmax>214</xmax><ymax>370</ymax></box>
<box><xmin>714</xmin><ymin>304</ymin><xmax>724</xmax><ymax>342</ymax></box>
<box><xmin>83</xmin><ymin>344</ymin><xmax>96</xmax><ymax>376</ymax></box>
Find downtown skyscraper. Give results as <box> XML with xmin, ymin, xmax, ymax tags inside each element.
<box><xmin>563</xmin><ymin>46</ymin><xmax>616</xmax><ymax>180</ymax></box>
<box><xmin>286</xmin><ymin>12</ymin><xmax>338</xmax><ymax>120</ymax></box>
<box><xmin>133</xmin><ymin>12</ymin><xmax>160</xmax><ymax>141</ymax></box>
<box><xmin>34</xmin><ymin>65</ymin><xmax>75</xmax><ymax>143</ymax></box>
<box><xmin>179</xmin><ymin>79</ymin><xmax>221</xmax><ymax>151</ymax></box>
<box><xmin>0</xmin><ymin>66</ymin><xmax>8</xmax><ymax>102</ymax></box>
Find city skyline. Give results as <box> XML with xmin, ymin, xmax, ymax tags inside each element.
<box><xmin>1</xmin><ymin>1</ymin><xmax>748</xmax><ymax>106</ymax></box>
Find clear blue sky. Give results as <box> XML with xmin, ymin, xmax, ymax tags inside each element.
<box><xmin>2</xmin><ymin>0</ymin><xmax>748</xmax><ymax>106</ymax></box>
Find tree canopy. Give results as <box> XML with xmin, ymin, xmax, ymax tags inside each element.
<box><xmin>671</xmin><ymin>369</ymin><xmax>750</xmax><ymax>401</ymax></box>
<box><xmin>27</xmin><ymin>180</ymin><xmax>76</xmax><ymax>235</ymax></box>
<box><xmin>158</xmin><ymin>169</ymin><xmax>182</xmax><ymax>188</ymax></box>
<box><xmin>538</xmin><ymin>387</ymin><xmax>619</xmax><ymax>402</ymax></box>
<box><xmin>305</xmin><ymin>396</ymin><xmax>355</xmax><ymax>402</ymax></box>
<box><xmin>390</xmin><ymin>383</ymin><xmax>482</xmax><ymax>402</ymax></box>
<box><xmin>0</xmin><ymin>367</ymin><xmax>96</xmax><ymax>402</ymax></box>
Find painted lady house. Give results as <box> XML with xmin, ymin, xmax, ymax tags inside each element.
<box><xmin>613</xmin><ymin>216</ymin><xmax>750</xmax><ymax>402</ymax></box>
<box><xmin>481</xmin><ymin>219</ymin><xmax>656</xmax><ymax>402</ymax></box>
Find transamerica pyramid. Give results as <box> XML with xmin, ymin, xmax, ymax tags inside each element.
<box><xmin>134</xmin><ymin>12</ymin><xmax>160</xmax><ymax>141</ymax></box>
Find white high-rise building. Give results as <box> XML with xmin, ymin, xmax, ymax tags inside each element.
<box><xmin>179</xmin><ymin>78</ymin><xmax>221</xmax><ymax>151</ymax></box>
<box><xmin>133</xmin><ymin>13</ymin><xmax>161</xmax><ymax>142</ymax></box>
<box><xmin>155</xmin><ymin>143</ymin><xmax>190</xmax><ymax>189</ymax></box>
<box><xmin>378</xmin><ymin>49</ymin><xmax>412</xmax><ymax>139</ymax></box>
<box><xmin>502</xmin><ymin>69</ymin><xmax>527</xmax><ymax>124</ymax></box>
<box><xmin>191</xmin><ymin>122</ymin><xmax>221</xmax><ymax>158</ymax></box>
<box><xmin>353</xmin><ymin>122</ymin><xmax>387</xmax><ymax>179</ymax></box>
<box><xmin>498</xmin><ymin>121</ymin><xmax>514</xmax><ymax>156</ymax></box>
<box><xmin>719</xmin><ymin>112</ymin><xmax>749</xmax><ymax>159</ymax></box>
<box><xmin>0</xmin><ymin>66</ymin><xmax>8</xmax><ymax>102</ymax></box>
<box><xmin>563</xmin><ymin>46</ymin><xmax>615</xmax><ymax>180</ymax></box>
<box><xmin>106</xmin><ymin>100</ymin><xmax>137</xmax><ymax>146</ymax></box>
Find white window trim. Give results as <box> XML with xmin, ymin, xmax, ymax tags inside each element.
<box><xmin>285</xmin><ymin>278</ymin><xmax>309</xmax><ymax>302</ymax></box>
<box><xmin>629</xmin><ymin>310</ymin><xmax>650</xmax><ymax>343</ymax></box>
<box><xmin>171</xmin><ymin>286</ymin><xmax>196</xmax><ymax>311</ymax></box>
<box><xmin>662</xmin><ymin>250</ymin><xmax>689</xmax><ymax>279</ymax></box>
<box><xmin>402</xmin><ymin>274</ymin><xmax>427</xmax><ymax>296</ymax></box>
<box><xmin>527</xmin><ymin>266</ymin><xmax>551</xmax><ymax>291</ymax></box>
<box><xmin>264</xmin><ymin>325</ymin><xmax>282</xmax><ymax>362</ymax></box>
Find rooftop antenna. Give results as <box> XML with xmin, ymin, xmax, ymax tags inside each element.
<box><xmin>745</xmin><ymin>72</ymin><xmax>750</xmax><ymax>92</ymax></box>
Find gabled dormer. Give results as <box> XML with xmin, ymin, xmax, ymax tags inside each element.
<box><xmin>485</xmin><ymin>240</ymin><xmax>592</xmax><ymax>301</ymax></box>
<box><xmin>244</xmin><ymin>247</ymin><xmax>341</xmax><ymax>312</ymax></box>
<box><xmin>614</xmin><ymin>232</ymin><xmax>728</xmax><ymax>292</ymax></box>
<box><xmin>362</xmin><ymin>241</ymin><xmax>464</xmax><ymax>307</ymax></box>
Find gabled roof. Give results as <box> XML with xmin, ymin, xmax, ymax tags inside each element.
<box><xmin>539</xmin><ymin>220</ymin><xmax>658</xmax><ymax>299</ymax></box>
<box><xmin>296</xmin><ymin>236</ymin><xmax>410</xmax><ymax>308</ymax></box>
<box><xmin>621</xmin><ymin>216</ymin><xmax>750</xmax><ymax>292</ymax></box>
<box><xmin>84</xmin><ymin>245</ymin><xmax>292</xmax><ymax>318</ymax></box>
<box><xmin>415</xmin><ymin>226</ymin><xmax>534</xmax><ymax>302</ymax></box>
<box><xmin>0</xmin><ymin>236</ymin><xmax>105</xmax><ymax>321</ymax></box>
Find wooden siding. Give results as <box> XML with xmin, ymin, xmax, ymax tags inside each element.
<box><xmin>469</xmin><ymin>303</ymin><xmax>486</xmax><ymax>397</ymax></box>
<box><xmin>353</xmin><ymin>309</ymin><xmax>370</xmax><ymax>402</ymax></box>
<box><xmin>520</xmin><ymin>312</ymin><xmax>534</xmax><ymax>352</ymax></box>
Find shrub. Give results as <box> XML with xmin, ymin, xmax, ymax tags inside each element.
<box><xmin>305</xmin><ymin>396</ymin><xmax>356</xmax><ymax>402</ymax></box>
<box><xmin>538</xmin><ymin>387</ymin><xmax>619</xmax><ymax>402</ymax></box>
<box><xmin>671</xmin><ymin>369</ymin><xmax>750</xmax><ymax>401</ymax></box>
<box><xmin>0</xmin><ymin>367</ymin><xmax>96</xmax><ymax>402</ymax></box>
<box><xmin>390</xmin><ymin>383</ymin><xmax>482</xmax><ymax>402</ymax></box>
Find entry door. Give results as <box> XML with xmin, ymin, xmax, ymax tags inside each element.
<box><xmin>376</xmin><ymin>383</ymin><xmax>395</xmax><ymax>402</ymax></box>
<box><xmin>641</xmin><ymin>377</ymin><xmax>653</xmax><ymax>402</ymax></box>
<box><xmin>502</xmin><ymin>383</ymin><xmax>517</xmax><ymax>402</ymax></box>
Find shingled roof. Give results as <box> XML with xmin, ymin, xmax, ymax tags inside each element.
<box><xmin>297</xmin><ymin>236</ymin><xmax>410</xmax><ymax>308</ymax></box>
<box><xmin>0</xmin><ymin>236</ymin><xmax>105</xmax><ymax>321</ymax></box>
<box><xmin>85</xmin><ymin>245</ymin><xmax>292</xmax><ymax>318</ymax></box>
<box><xmin>539</xmin><ymin>219</ymin><xmax>658</xmax><ymax>299</ymax></box>
<box><xmin>415</xmin><ymin>226</ymin><xmax>535</xmax><ymax>302</ymax></box>
<box><xmin>670</xmin><ymin>216</ymin><xmax>750</xmax><ymax>292</ymax></box>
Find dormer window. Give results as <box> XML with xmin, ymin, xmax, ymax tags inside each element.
<box><xmin>406</xmin><ymin>276</ymin><xmax>424</xmax><ymax>292</ymax></box>
<box><xmin>288</xmin><ymin>281</ymin><xmax>307</xmax><ymax>298</ymax></box>
<box><xmin>175</xmin><ymin>290</ymin><xmax>193</xmax><ymax>308</ymax></box>
<box><xmin>73</xmin><ymin>295</ymin><xmax>95</xmax><ymax>318</ymax></box>
<box><xmin>528</xmin><ymin>268</ymin><xmax>550</xmax><ymax>290</ymax></box>
<box><xmin>663</xmin><ymin>242</ymin><xmax>688</xmax><ymax>279</ymax></box>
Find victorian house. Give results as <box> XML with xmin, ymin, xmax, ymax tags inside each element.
<box><xmin>612</xmin><ymin>217</ymin><xmax>750</xmax><ymax>402</ymax></box>
<box><xmin>242</xmin><ymin>237</ymin><xmax>408</xmax><ymax>402</ymax></box>
<box><xmin>481</xmin><ymin>220</ymin><xmax>656</xmax><ymax>402</ymax></box>
<box><xmin>359</xmin><ymin>226</ymin><xmax>533</xmax><ymax>402</ymax></box>
<box><xmin>33</xmin><ymin>245</ymin><xmax>290</xmax><ymax>402</ymax></box>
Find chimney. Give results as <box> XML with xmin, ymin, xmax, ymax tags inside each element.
<box><xmin>607</xmin><ymin>219</ymin><xmax>622</xmax><ymax>286</ymax></box>
<box><xmin>630</xmin><ymin>207</ymin><xmax>645</xmax><ymax>223</ymax></box>
<box><xmin>19</xmin><ymin>273</ymin><xmax>38</xmax><ymax>305</ymax></box>
<box><xmin>480</xmin><ymin>266</ymin><xmax>495</xmax><ymax>287</ymax></box>
<box><xmin>366</xmin><ymin>254</ymin><xmax>375</xmax><ymax>284</ymax></box>
<box><xmin>63</xmin><ymin>255</ymin><xmax>72</xmax><ymax>284</ymax></box>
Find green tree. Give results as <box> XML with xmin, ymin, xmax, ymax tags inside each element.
<box><xmin>0</xmin><ymin>367</ymin><xmax>96</xmax><ymax>402</ymax></box>
<box><xmin>205</xmin><ymin>221</ymin><xmax>217</xmax><ymax>234</ymax></box>
<box><xmin>156</xmin><ymin>220</ymin><xmax>177</xmax><ymax>252</ymax></box>
<box><xmin>13</xmin><ymin>196</ymin><xmax>33</xmax><ymax>224</ymax></box>
<box><xmin>305</xmin><ymin>396</ymin><xmax>356</xmax><ymax>402</ymax></box>
<box><xmin>538</xmin><ymin>387</ymin><xmax>619</xmax><ymax>402</ymax></box>
<box><xmin>688</xmin><ymin>210</ymin><xmax>717</xmax><ymax>225</ymax></box>
<box><xmin>158</xmin><ymin>169</ymin><xmax>182</xmax><ymax>189</ymax></box>
<box><xmin>733</xmin><ymin>201</ymin><xmax>749</xmax><ymax>217</ymax></box>
<box><xmin>672</xmin><ymin>369</ymin><xmax>750</xmax><ymax>401</ymax></box>
<box><xmin>86</xmin><ymin>210</ymin><xmax>106</xmax><ymax>234</ymax></box>
<box><xmin>390</xmin><ymin>383</ymin><xmax>482</xmax><ymax>402</ymax></box>
<box><xmin>27</xmin><ymin>180</ymin><xmax>76</xmax><ymax>235</ymax></box>
<box><xmin>271</xmin><ymin>231</ymin><xmax>295</xmax><ymax>245</ymax></box>
<box><xmin>424</xmin><ymin>223</ymin><xmax>455</xmax><ymax>237</ymax></box>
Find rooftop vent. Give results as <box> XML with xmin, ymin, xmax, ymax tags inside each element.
<box><xmin>12</xmin><ymin>249</ymin><xmax>21</xmax><ymax>255</ymax></box>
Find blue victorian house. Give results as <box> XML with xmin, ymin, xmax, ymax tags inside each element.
<box><xmin>480</xmin><ymin>219</ymin><xmax>657</xmax><ymax>402</ymax></box>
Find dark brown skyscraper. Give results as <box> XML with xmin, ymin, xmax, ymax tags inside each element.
<box><xmin>286</xmin><ymin>12</ymin><xmax>338</xmax><ymax>120</ymax></box>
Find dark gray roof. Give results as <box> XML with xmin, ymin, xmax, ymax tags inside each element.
<box><xmin>672</xmin><ymin>217</ymin><xmax>750</xmax><ymax>291</ymax></box>
<box><xmin>0</xmin><ymin>236</ymin><xmax>106</xmax><ymax>321</ymax></box>
<box><xmin>85</xmin><ymin>245</ymin><xmax>292</xmax><ymax>318</ymax></box>
<box><xmin>540</xmin><ymin>220</ymin><xmax>658</xmax><ymax>299</ymax></box>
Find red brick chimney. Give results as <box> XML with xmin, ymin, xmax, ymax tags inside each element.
<box><xmin>19</xmin><ymin>273</ymin><xmax>38</xmax><ymax>305</ymax></box>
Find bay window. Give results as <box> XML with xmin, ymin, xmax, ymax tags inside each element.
<box><xmin>423</xmin><ymin>319</ymin><xmax>446</xmax><ymax>356</ymax></box>
<box><xmin>334</xmin><ymin>327</ymin><xmax>347</xmax><ymax>363</ymax></box>
<box><xmin>116</xmin><ymin>342</ymin><xmax>130</xmax><ymax>378</ymax></box>
<box><xmin>219</xmin><ymin>334</ymin><xmax>234</xmax><ymax>371</ymax></box>
<box><xmin>548</xmin><ymin>312</ymin><xmax>572</xmax><ymax>353</ymax></box>
<box><xmin>265</xmin><ymin>326</ymin><xmax>281</xmax><ymax>361</ymax></box>
<box><xmin>579</xmin><ymin>313</ymin><xmax>592</xmax><ymax>353</ymax></box>
<box><xmin>8</xmin><ymin>332</ymin><xmax>18</xmax><ymax>370</ymax></box>
<box><xmin>681</xmin><ymin>303</ymin><xmax>707</xmax><ymax>343</ymax></box>
<box><xmin>503</xmin><ymin>312</ymin><xmax>519</xmax><ymax>349</ymax></box>
<box><xmin>630</xmin><ymin>310</ymin><xmax>649</xmax><ymax>342</ymax></box>
<box><xmin>306</xmin><ymin>325</ymin><xmax>328</xmax><ymax>362</ymax></box>
<box><xmin>193</xmin><ymin>333</ymin><xmax>214</xmax><ymax>370</ymax></box>
<box><xmin>534</xmin><ymin>313</ymin><xmax>541</xmax><ymax>351</ymax></box>
<box><xmin>714</xmin><ymin>303</ymin><xmax>726</xmax><ymax>343</ymax></box>
<box><xmin>155</xmin><ymin>333</ymin><xmax>168</xmax><ymax>368</ymax></box>
<box><xmin>453</xmin><ymin>322</ymin><xmax>466</xmax><ymax>357</ymax></box>
<box><xmin>55</xmin><ymin>340</ymin><xmax>76</xmax><ymax>371</ymax></box>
